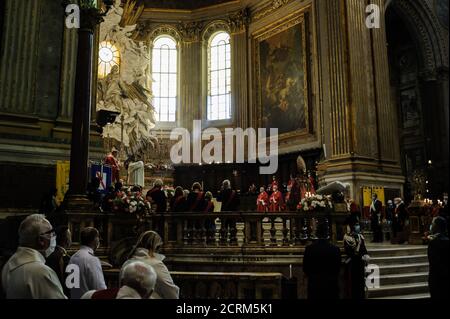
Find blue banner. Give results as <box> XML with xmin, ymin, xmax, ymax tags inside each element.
<box><xmin>90</xmin><ymin>164</ymin><xmax>112</xmax><ymax>193</ymax></box>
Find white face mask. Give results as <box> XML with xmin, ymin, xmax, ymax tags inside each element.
<box><xmin>45</xmin><ymin>236</ymin><xmax>57</xmax><ymax>257</ymax></box>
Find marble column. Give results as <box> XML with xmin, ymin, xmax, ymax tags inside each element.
<box><xmin>65</xmin><ymin>9</ymin><xmax>103</xmax><ymax>205</ymax></box>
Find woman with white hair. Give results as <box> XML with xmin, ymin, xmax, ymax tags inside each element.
<box><xmin>81</xmin><ymin>260</ymin><xmax>157</xmax><ymax>299</ymax></box>
<box><xmin>1</xmin><ymin>214</ymin><xmax>67</xmax><ymax>299</ymax></box>
<box><xmin>127</xmin><ymin>230</ymin><xmax>179</xmax><ymax>299</ymax></box>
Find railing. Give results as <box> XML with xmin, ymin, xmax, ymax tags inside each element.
<box><xmin>103</xmin><ymin>269</ymin><xmax>285</xmax><ymax>299</ymax></box>
<box><xmin>149</xmin><ymin>210</ymin><xmax>346</xmax><ymax>248</ymax></box>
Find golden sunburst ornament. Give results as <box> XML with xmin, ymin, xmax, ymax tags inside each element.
<box><xmin>98</xmin><ymin>41</ymin><xmax>120</xmax><ymax>78</ymax></box>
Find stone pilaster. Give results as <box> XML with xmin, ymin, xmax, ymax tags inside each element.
<box><xmin>58</xmin><ymin>23</ymin><xmax>78</xmax><ymax>121</ymax></box>
<box><xmin>0</xmin><ymin>0</ymin><xmax>41</xmax><ymax>114</ymax></box>
<box><xmin>179</xmin><ymin>22</ymin><xmax>203</xmax><ymax>130</ymax></box>
<box><xmin>230</xmin><ymin>9</ymin><xmax>250</xmax><ymax>129</ymax></box>
<box><xmin>316</xmin><ymin>0</ymin><xmax>404</xmax><ymax>203</ymax></box>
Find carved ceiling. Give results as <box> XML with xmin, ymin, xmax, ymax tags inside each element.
<box><xmin>141</xmin><ymin>0</ymin><xmax>237</xmax><ymax>10</ymax></box>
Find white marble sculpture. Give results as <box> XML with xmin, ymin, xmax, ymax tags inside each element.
<box><xmin>97</xmin><ymin>0</ymin><xmax>156</xmax><ymax>153</ymax></box>
<box><xmin>127</xmin><ymin>160</ymin><xmax>145</xmax><ymax>187</ymax></box>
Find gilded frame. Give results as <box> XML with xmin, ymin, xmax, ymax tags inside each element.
<box><xmin>252</xmin><ymin>8</ymin><xmax>312</xmax><ymax>142</ymax></box>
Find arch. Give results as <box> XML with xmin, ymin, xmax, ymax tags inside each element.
<box><xmin>386</xmin><ymin>0</ymin><xmax>448</xmax><ymax>77</ymax></box>
<box><xmin>202</xmin><ymin>20</ymin><xmax>231</xmax><ymax>43</ymax></box>
<box><xmin>148</xmin><ymin>25</ymin><xmax>182</xmax><ymax>45</ymax></box>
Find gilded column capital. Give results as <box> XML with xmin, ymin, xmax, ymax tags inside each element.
<box><xmin>177</xmin><ymin>21</ymin><xmax>204</xmax><ymax>42</ymax></box>
<box><xmin>227</xmin><ymin>8</ymin><xmax>250</xmax><ymax>33</ymax></box>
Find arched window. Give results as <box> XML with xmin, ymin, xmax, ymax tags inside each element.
<box><xmin>207</xmin><ymin>32</ymin><xmax>231</xmax><ymax>121</ymax></box>
<box><xmin>152</xmin><ymin>36</ymin><xmax>177</xmax><ymax>122</ymax></box>
<box><xmin>98</xmin><ymin>41</ymin><xmax>120</xmax><ymax>79</ymax></box>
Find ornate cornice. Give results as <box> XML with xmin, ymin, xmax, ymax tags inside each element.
<box><xmin>252</xmin><ymin>0</ymin><xmax>295</xmax><ymax>22</ymax></box>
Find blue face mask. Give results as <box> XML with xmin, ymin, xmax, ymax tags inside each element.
<box><xmin>355</xmin><ymin>225</ymin><xmax>361</xmax><ymax>234</ymax></box>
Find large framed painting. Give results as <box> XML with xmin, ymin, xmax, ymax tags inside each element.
<box><xmin>253</xmin><ymin>9</ymin><xmax>311</xmax><ymax>138</ymax></box>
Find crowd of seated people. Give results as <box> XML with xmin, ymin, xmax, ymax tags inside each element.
<box><xmin>1</xmin><ymin>214</ymin><xmax>179</xmax><ymax>299</ymax></box>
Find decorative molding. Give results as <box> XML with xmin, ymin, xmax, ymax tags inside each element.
<box><xmin>392</xmin><ymin>0</ymin><xmax>449</xmax><ymax>75</ymax></box>
<box><xmin>147</xmin><ymin>24</ymin><xmax>182</xmax><ymax>43</ymax></box>
<box><xmin>202</xmin><ymin>20</ymin><xmax>231</xmax><ymax>42</ymax></box>
<box><xmin>252</xmin><ymin>0</ymin><xmax>295</xmax><ymax>22</ymax></box>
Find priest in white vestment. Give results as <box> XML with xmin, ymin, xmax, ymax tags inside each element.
<box><xmin>1</xmin><ymin>214</ymin><xmax>67</xmax><ymax>299</ymax></box>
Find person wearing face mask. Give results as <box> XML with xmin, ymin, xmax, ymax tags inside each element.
<box><xmin>46</xmin><ymin>225</ymin><xmax>72</xmax><ymax>297</ymax></box>
<box><xmin>127</xmin><ymin>230</ymin><xmax>179</xmax><ymax>299</ymax></box>
<box><xmin>1</xmin><ymin>214</ymin><xmax>67</xmax><ymax>299</ymax></box>
<box><xmin>343</xmin><ymin>216</ymin><xmax>369</xmax><ymax>299</ymax></box>
<box><xmin>68</xmin><ymin>227</ymin><xmax>107</xmax><ymax>299</ymax></box>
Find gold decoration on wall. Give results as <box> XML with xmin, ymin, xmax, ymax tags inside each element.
<box><xmin>227</xmin><ymin>8</ymin><xmax>250</xmax><ymax>33</ymax></box>
<box><xmin>177</xmin><ymin>21</ymin><xmax>205</xmax><ymax>42</ymax></box>
<box><xmin>119</xmin><ymin>0</ymin><xmax>145</xmax><ymax>27</ymax></box>
<box><xmin>252</xmin><ymin>0</ymin><xmax>295</xmax><ymax>22</ymax></box>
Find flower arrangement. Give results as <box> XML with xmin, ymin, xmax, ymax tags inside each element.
<box><xmin>297</xmin><ymin>194</ymin><xmax>333</xmax><ymax>211</ymax></box>
<box><xmin>112</xmin><ymin>189</ymin><xmax>151</xmax><ymax>221</ymax></box>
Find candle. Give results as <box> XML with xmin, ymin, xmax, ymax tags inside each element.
<box><xmin>289</xmin><ymin>264</ymin><xmax>292</xmax><ymax>279</ymax></box>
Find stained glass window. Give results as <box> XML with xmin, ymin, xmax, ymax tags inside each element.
<box><xmin>98</xmin><ymin>41</ymin><xmax>120</xmax><ymax>79</ymax></box>
<box><xmin>207</xmin><ymin>32</ymin><xmax>231</xmax><ymax>121</ymax></box>
<box><xmin>152</xmin><ymin>36</ymin><xmax>177</xmax><ymax>122</ymax></box>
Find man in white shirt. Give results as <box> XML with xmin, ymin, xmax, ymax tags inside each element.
<box><xmin>1</xmin><ymin>214</ymin><xmax>67</xmax><ymax>299</ymax></box>
<box><xmin>68</xmin><ymin>227</ymin><xmax>107</xmax><ymax>299</ymax></box>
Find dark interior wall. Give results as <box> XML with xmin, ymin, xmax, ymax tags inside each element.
<box><xmin>174</xmin><ymin>150</ymin><xmax>321</xmax><ymax>195</ymax></box>
<box><xmin>0</xmin><ymin>0</ymin><xmax>5</xmax><ymax>55</ymax></box>
<box><xmin>0</xmin><ymin>163</ymin><xmax>55</xmax><ymax>209</ymax></box>
<box><xmin>34</xmin><ymin>0</ymin><xmax>65</xmax><ymax>119</ymax></box>
<box><xmin>386</xmin><ymin>6</ymin><xmax>449</xmax><ymax>200</ymax></box>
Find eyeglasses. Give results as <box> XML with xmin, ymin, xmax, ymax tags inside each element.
<box><xmin>40</xmin><ymin>229</ymin><xmax>56</xmax><ymax>237</ymax></box>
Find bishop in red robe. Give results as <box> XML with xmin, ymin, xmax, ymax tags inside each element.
<box><xmin>269</xmin><ymin>185</ymin><xmax>284</xmax><ymax>212</ymax></box>
<box><xmin>256</xmin><ymin>187</ymin><xmax>269</xmax><ymax>212</ymax></box>
<box><xmin>104</xmin><ymin>148</ymin><xmax>120</xmax><ymax>183</ymax></box>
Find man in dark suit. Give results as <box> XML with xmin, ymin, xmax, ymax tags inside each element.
<box><xmin>370</xmin><ymin>194</ymin><xmax>383</xmax><ymax>243</ymax></box>
<box><xmin>428</xmin><ymin>216</ymin><xmax>450</xmax><ymax>299</ymax></box>
<box><xmin>46</xmin><ymin>225</ymin><xmax>72</xmax><ymax>297</ymax></box>
<box><xmin>217</xmin><ymin>180</ymin><xmax>240</xmax><ymax>244</ymax></box>
<box><xmin>146</xmin><ymin>179</ymin><xmax>167</xmax><ymax>213</ymax></box>
<box><xmin>303</xmin><ymin>220</ymin><xmax>342</xmax><ymax>299</ymax></box>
